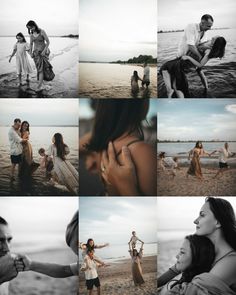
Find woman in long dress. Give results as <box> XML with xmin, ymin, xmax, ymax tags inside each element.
<box><xmin>47</xmin><ymin>133</ymin><xmax>78</xmax><ymax>195</ymax></box>
<box><xmin>26</xmin><ymin>20</ymin><xmax>50</xmax><ymax>91</ymax></box>
<box><xmin>129</xmin><ymin>244</ymin><xmax>145</xmax><ymax>286</ymax></box>
<box><xmin>187</xmin><ymin>141</ymin><xmax>210</xmax><ymax>180</ymax></box>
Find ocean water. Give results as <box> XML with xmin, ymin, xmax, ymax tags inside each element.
<box><xmin>0</xmin><ymin>36</ymin><xmax>78</xmax><ymax>97</ymax></box>
<box><xmin>158</xmin><ymin>28</ymin><xmax>236</xmax><ymax>97</ymax></box>
<box><xmin>0</xmin><ymin>126</ymin><xmax>78</xmax><ymax>195</ymax></box>
<box><xmin>158</xmin><ymin>142</ymin><xmax>236</xmax><ymax>165</ymax></box>
<box><xmin>79</xmin><ymin>242</ymin><xmax>157</xmax><ymax>263</ymax></box>
<box><xmin>79</xmin><ymin>63</ymin><xmax>157</xmax><ymax>98</ymax></box>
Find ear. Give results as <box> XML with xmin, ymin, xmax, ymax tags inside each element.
<box><xmin>215</xmin><ymin>220</ymin><xmax>221</xmax><ymax>229</ymax></box>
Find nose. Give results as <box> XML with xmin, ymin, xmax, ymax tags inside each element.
<box><xmin>194</xmin><ymin>217</ymin><xmax>199</xmax><ymax>224</ymax></box>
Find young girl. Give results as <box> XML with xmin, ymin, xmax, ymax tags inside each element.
<box><xmin>128</xmin><ymin>231</ymin><xmax>144</xmax><ymax>250</ymax></box>
<box><xmin>159</xmin><ymin>235</ymin><xmax>215</xmax><ymax>294</ymax></box>
<box><xmin>9</xmin><ymin>33</ymin><xmax>32</xmax><ymax>86</ymax></box>
<box><xmin>79</xmin><ymin>99</ymin><xmax>157</xmax><ymax>196</ymax></box>
<box><xmin>131</xmin><ymin>70</ymin><xmax>142</xmax><ymax>95</ymax></box>
<box><xmin>160</xmin><ymin>36</ymin><xmax>226</xmax><ymax>98</ymax></box>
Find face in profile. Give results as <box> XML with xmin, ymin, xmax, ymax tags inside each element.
<box><xmin>89</xmin><ymin>239</ymin><xmax>94</xmax><ymax>247</ymax></box>
<box><xmin>194</xmin><ymin>202</ymin><xmax>219</xmax><ymax>236</ymax></box>
<box><xmin>0</xmin><ymin>224</ymin><xmax>13</xmax><ymax>257</ymax></box>
<box><xmin>200</xmin><ymin>19</ymin><xmax>213</xmax><ymax>31</ymax></box>
<box><xmin>175</xmin><ymin>239</ymin><xmax>192</xmax><ymax>272</ymax></box>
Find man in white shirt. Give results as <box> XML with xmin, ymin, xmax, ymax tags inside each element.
<box><xmin>142</xmin><ymin>62</ymin><xmax>150</xmax><ymax>88</ymax></box>
<box><xmin>211</xmin><ymin>142</ymin><xmax>235</xmax><ymax>178</ymax></box>
<box><xmin>8</xmin><ymin>119</ymin><xmax>27</xmax><ymax>181</ymax></box>
<box><xmin>0</xmin><ymin>217</ymin><xmax>18</xmax><ymax>295</ymax></box>
<box><xmin>177</xmin><ymin>14</ymin><xmax>214</xmax><ymax>60</ymax></box>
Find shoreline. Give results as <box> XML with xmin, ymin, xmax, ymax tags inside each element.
<box><xmin>79</xmin><ymin>255</ymin><xmax>157</xmax><ymax>295</ymax></box>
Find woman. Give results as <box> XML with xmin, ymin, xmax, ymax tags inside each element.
<box><xmin>158</xmin><ymin>197</ymin><xmax>236</xmax><ymax>294</ymax></box>
<box><xmin>187</xmin><ymin>141</ymin><xmax>210</xmax><ymax>181</ymax></box>
<box><xmin>47</xmin><ymin>133</ymin><xmax>78</xmax><ymax>195</ymax></box>
<box><xmin>26</xmin><ymin>20</ymin><xmax>50</xmax><ymax>91</ymax></box>
<box><xmin>131</xmin><ymin>70</ymin><xmax>142</xmax><ymax>96</ymax></box>
<box><xmin>129</xmin><ymin>244</ymin><xmax>145</xmax><ymax>286</ymax></box>
<box><xmin>79</xmin><ymin>99</ymin><xmax>157</xmax><ymax>196</ymax></box>
<box><xmin>160</xmin><ymin>36</ymin><xmax>226</xmax><ymax>98</ymax></box>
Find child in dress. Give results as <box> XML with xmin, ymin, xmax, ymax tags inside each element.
<box><xmin>131</xmin><ymin>70</ymin><xmax>142</xmax><ymax>94</ymax></box>
<box><xmin>129</xmin><ymin>231</ymin><xmax>144</xmax><ymax>250</ymax></box>
<box><xmin>9</xmin><ymin>32</ymin><xmax>32</xmax><ymax>86</ymax></box>
<box><xmin>38</xmin><ymin>147</ymin><xmax>54</xmax><ymax>179</ymax></box>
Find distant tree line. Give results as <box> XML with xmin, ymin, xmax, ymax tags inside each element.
<box><xmin>111</xmin><ymin>55</ymin><xmax>157</xmax><ymax>64</ymax></box>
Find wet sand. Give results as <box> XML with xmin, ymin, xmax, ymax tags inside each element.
<box><xmin>79</xmin><ymin>255</ymin><xmax>157</xmax><ymax>295</ymax></box>
<box><xmin>158</xmin><ymin>62</ymin><xmax>236</xmax><ymax>98</ymax></box>
<box><xmin>9</xmin><ymin>248</ymin><xmax>78</xmax><ymax>295</ymax></box>
<box><xmin>157</xmin><ymin>166</ymin><xmax>236</xmax><ymax>196</ymax></box>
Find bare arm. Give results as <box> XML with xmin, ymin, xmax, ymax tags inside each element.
<box><xmin>182</xmin><ymin>50</ymin><xmax>210</xmax><ymax>68</ymax></box>
<box><xmin>188</xmin><ymin>45</ymin><xmax>203</xmax><ymax>60</ymax></box>
<box><xmin>95</xmin><ymin>243</ymin><xmax>109</xmax><ymax>249</ymax></box>
<box><xmin>196</xmin><ymin>68</ymin><xmax>208</xmax><ymax>89</ymax></box>
<box><xmin>41</xmin><ymin>30</ymin><xmax>50</xmax><ymax>55</ymax></box>
<box><xmin>30</xmin><ymin>261</ymin><xmax>73</xmax><ymax>278</ymax></box>
<box><xmin>9</xmin><ymin>48</ymin><xmax>17</xmax><ymax>62</ymax></box>
<box><xmin>29</xmin><ymin>34</ymin><xmax>33</xmax><ymax>56</ymax></box>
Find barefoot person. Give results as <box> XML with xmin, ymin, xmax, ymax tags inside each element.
<box><xmin>8</xmin><ymin>118</ymin><xmax>27</xmax><ymax>181</ymax></box>
<box><xmin>128</xmin><ymin>231</ymin><xmax>144</xmax><ymax>251</ymax></box>
<box><xmin>158</xmin><ymin>197</ymin><xmax>236</xmax><ymax>293</ymax></box>
<box><xmin>211</xmin><ymin>142</ymin><xmax>236</xmax><ymax>178</ymax></box>
<box><xmin>129</xmin><ymin>244</ymin><xmax>145</xmax><ymax>286</ymax></box>
<box><xmin>131</xmin><ymin>70</ymin><xmax>142</xmax><ymax>96</ymax></box>
<box><xmin>26</xmin><ymin>20</ymin><xmax>50</xmax><ymax>91</ymax></box>
<box><xmin>142</xmin><ymin>62</ymin><xmax>150</xmax><ymax>88</ymax></box>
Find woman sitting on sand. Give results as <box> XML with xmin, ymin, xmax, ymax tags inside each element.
<box><xmin>79</xmin><ymin>99</ymin><xmax>157</xmax><ymax>196</ymax></box>
<box><xmin>187</xmin><ymin>141</ymin><xmax>210</xmax><ymax>181</ymax></box>
<box><xmin>160</xmin><ymin>36</ymin><xmax>226</xmax><ymax>97</ymax></box>
<box><xmin>26</xmin><ymin>20</ymin><xmax>50</xmax><ymax>91</ymax></box>
<box><xmin>158</xmin><ymin>234</ymin><xmax>215</xmax><ymax>294</ymax></box>
<box><xmin>129</xmin><ymin>243</ymin><xmax>145</xmax><ymax>287</ymax></box>
<box><xmin>158</xmin><ymin>197</ymin><xmax>236</xmax><ymax>294</ymax></box>
<box><xmin>131</xmin><ymin>70</ymin><xmax>142</xmax><ymax>96</ymax></box>
<box><xmin>47</xmin><ymin>133</ymin><xmax>78</xmax><ymax>195</ymax></box>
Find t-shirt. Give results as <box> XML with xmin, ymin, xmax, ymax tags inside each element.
<box><xmin>143</xmin><ymin>66</ymin><xmax>150</xmax><ymax>81</ymax></box>
<box><xmin>163</xmin><ymin>157</ymin><xmax>178</xmax><ymax>169</ymax></box>
<box><xmin>81</xmin><ymin>256</ymin><xmax>98</xmax><ymax>280</ymax></box>
<box><xmin>218</xmin><ymin>148</ymin><xmax>233</xmax><ymax>163</ymax></box>
<box><xmin>8</xmin><ymin>127</ymin><xmax>23</xmax><ymax>156</ymax></box>
<box><xmin>177</xmin><ymin>23</ymin><xmax>210</xmax><ymax>57</ymax></box>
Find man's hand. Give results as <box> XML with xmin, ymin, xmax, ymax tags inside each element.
<box><xmin>0</xmin><ymin>254</ymin><xmax>18</xmax><ymax>284</ymax></box>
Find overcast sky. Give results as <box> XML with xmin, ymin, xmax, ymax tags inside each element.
<box><xmin>157</xmin><ymin>99</ymin><xmax>236</xmax><ymax>141</ymax></box>
<box><xmin>0</xmin><ymin>0</ymin><xmax>78</xmax><ymax>36</ymax></box>
<box><xmin>79</xmin><ymin>0</ymin><xmax>157</xmax><ymax>62</ymax></box>
<box><xmin>158</xmin><ymin>0</ymin><xmax>236</xmax><ymax>31</ymax></box>
<box><xmin>157</xmin><ymin>197</ymin><xmax>236</xmax><ymax>231</ymax></box>
<box><xmin>0</xmin><ymin>99</ymin><xmax>78</xmax><ymax>126</ymax></box>
<box><xmin>79</xmin><ymin>197</ymin><xmax>157</xmax><ymax>245</ymax></box>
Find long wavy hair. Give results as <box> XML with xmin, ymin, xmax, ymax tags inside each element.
<box><xmin>16</xmin><ymin>32</ymin><xmax>26</xmax><ymax>43</ymax></box>
<box><xmin>53</xmin><ymin>133</ymin><xmax>68</xmax><ymax>161</ymax></box>
<box><xmin>206</xmin><ymin>197</ymin><xmax>236</xmax><ymax>250</ymax></box>
<box><xmin>86</xmin><ymin>99</ymin><xmax>149</xmax><ymax>152</ymax></box>
<box><xmin>20</xmin><ymin>121</ymin><xmax>30</xmax><ymax>135</ymax></box>
<box><xmin>169</xmin><ymin>234</ymin><xmax>215</xmax><ymax>289</ymax></box>
<box><xmin>86</xmin><ymin>238</ymin><xmax>95</xmax><ymax>252</ymax></box>
<box><xmin>26</xmin><ymin>20</ymin><xmax>40</xmax><ymax>34</ymax></box>
<box><xmin>208</xmin><ymin>37</ymin><xmax>226</xmax><ymax>59</ymax></box>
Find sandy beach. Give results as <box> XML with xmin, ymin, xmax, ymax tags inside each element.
<box><xmin>79</xmin><ymin>256</ymin><xmax>157</xmax><ymax>295</ymax></box>
<box><xmin>157</xmin><ymin>166</ymin><xmax>236</xmax><ymax>196</ymax></box>
<box><xmin>9</xmin><ymin>248</ymin><xmax>78</xmax><ymax>295</ymax></box>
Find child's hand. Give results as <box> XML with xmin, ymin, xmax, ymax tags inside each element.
<box><xmin>15</xmin><ymin>254</ymin><xmax>31</xmax><ymax>271</ymax></box>
<box><xmin>14</xmin><ymin>258</ymin><xmax>25</xmax><ymax>272</ymax></box>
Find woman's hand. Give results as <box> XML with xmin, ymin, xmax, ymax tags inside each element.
<box><xmin>181</xmin><ymin>55</ymin><xmax>189</xmax><ymax>60</ymax></box>
<box><xmin>101</xmin><ymin>142</ymin><xmax>139</xmax><ymax>196</ymax></box>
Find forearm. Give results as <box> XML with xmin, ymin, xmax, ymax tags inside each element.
<box><xmin>30</xmin><ymin>261</ymin><xmax>73</xmax><ymax>278</ymax></box>
<box><xmin>188</xmin><ymin>45</ymin><xmax>202</xmax><ymax>60</ymax></box>
<box><xmin>157</xmin><ymin>265</ymin><xmax>180</xmax><ymax>287</ymax></box>
<box><xmin>197</xmin><ymin>69</ymin><xmax>208</xmax><ymax>88</ymax></box>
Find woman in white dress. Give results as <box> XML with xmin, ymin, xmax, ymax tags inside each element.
<box><xmin>47</xmin><ymin>133</ymin><xmax>78</xmax><ymax>195</ymax></box>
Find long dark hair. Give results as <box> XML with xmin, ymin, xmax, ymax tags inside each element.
<box><xmin>206</xmin><ymin>197</ymin><xmax>236</xmax><ymax>250</ymax></box>
<box><xmin>26</xmin><ymin>20</ymin><xmax>40</xmax><ymax>34</ymax></box>
<box><xmin>208</xmin><ymin>37</ymin><xmax>226</xmax><ymax>59</ymax></box>
<box><xmin>195</xmin><ymin>141</ymin><xmax>203</xmax><ymax>149</ymax></box>
<box><xmin>170</xmin><ymin>234</ymin><xmax>215</xmax><ymax>289</ymax></box>
<box><xmin>20</xmin><ymin>121</ymin><xmax>30</xmax><ymax>135</ymax></box>
<box><xmin>16</xmin><ymin>32</ymin><xmax>26</xmax><ymax>43</ymax></box>
<box><xmin>86</xmin><ymin>99</ymin><xmax>149</xmax><ymax>152</ymax></box>
<box><xmin>86</xmin><ymin>238</ymin><xmax>95</xmax><ymax>251</ymax></box>
<box><xmin>53</xmin><ymin>133</ymin><xmax>68</xmax><ymax>161</ymax></box>
<box><xmin>133</xmin><ymin>70</ymin><xmax>139</xmax><ymax>82</ymax></box>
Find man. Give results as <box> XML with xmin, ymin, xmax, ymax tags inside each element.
<box><xmin>0</xmin><ymin>217</ymin><xmax>18</xmax><ymax>295</ymax></box>
<box><xmin>8</xmin><ymin>119</ymin><xmax>27</xmax><ymax>181</ymax></box>
<box><xmin>142</xmin><ymin>62</ymin><xmax>150</xmax><ymax>88</ymax></box>
<box><xmin>211</xmin><ymin>142</ymin><xmax>235</xmax><ymax>178</ymax></box>
<box><xmin>177</xmin><ymin>14</ymin><xmax>214</xmax><ymax>60</ymax></box>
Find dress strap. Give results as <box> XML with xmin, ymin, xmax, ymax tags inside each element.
<box><xmin>116</xmin><ymin>139</ymin><xmax>142</xmax><ymax>157</ymax></box>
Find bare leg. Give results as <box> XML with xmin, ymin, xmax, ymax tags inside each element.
<box><xmin>18</xmin><ymin>74</ymin><xmax>22</xmax><ymax>86</ymax></box>
<box><xmin>10</xmin><ymin>164</ymin><xmax>16</xmax><ymax>180</ymax></box>
<box><xmin>26</xmin><ymin>74</ymin><xmax>30</xmax><ymax>83</ymax></box>
<box><xmin>37</xmin><ymin>72</ymin><xmax>44</xmax><ymax>90</ymax></box>
<box><xmin>213</xmin><ymin>168</ymin><xmax>227</xmax><ymax>179</ymax></box>
<box><xmin>173</xmin><ymin>79</ymin><xmax>184</xmax><ymax>98</ymax></box>
<box><xmin>162</xmin><ymin>70</ymin><xmax>174</xmax><ymax>98</ymax></box>
<box><xmin>97</xmin><ymin>286</ymin><xmax>101</xmax><ymax>295</ymax></box>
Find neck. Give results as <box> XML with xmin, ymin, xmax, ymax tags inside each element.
<box><xmin>207</xmin><ymin>229</ymin><xmax>233</xmax><ymax>260</ymax></box>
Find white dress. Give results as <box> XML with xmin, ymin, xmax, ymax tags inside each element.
<box><xmin>47</xmin><ymin>144</ymin><xmax>78</xmax><ymax>195</ymax></box>
<box><xmin>14</xmin><ymin>42</ymin><xmax>32</xmax><ymax>75</ymax></box>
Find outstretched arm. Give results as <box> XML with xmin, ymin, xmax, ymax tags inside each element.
<box><xmin>187</xmin><ymin>45</ymin><xmax>202</xmax><ymax>61</ymax></box>
<box><xmin>9</xmin><ymin>48</ymin><xmax>17</xmax><ymax>62</ymax></box>
<box><xmin>196</xmin><ymin>68</ymin><xmax>208</xmax><ymax>89</ymax></box>
<box><xmin>182</xmin><ymin>50</ymin><xmax>210</xmax><ymax>68</ymax></box>
<box><xmin>95</xmin><ymin>243</ymin><xmax>109</xmax><ymax>249</ymax></box>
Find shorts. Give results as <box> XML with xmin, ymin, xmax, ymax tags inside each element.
<box><xmin>10</xmin><ymin>154</ymin><xmax>22</xmax><ymax>164</ymax></box>
<box><xmin>86</xmin><ymin>277</ymin><xmax>100</xmax><ymax>290</ymax></box>
<box><xmin>142</xmin><ymin>80</ymin><xmax>150</xmax><ymax>87</ymax></box>
<box><xmin>219</xmin><ymin>162</ymin><xmax>228</xmax><ymax>169</ymax></box>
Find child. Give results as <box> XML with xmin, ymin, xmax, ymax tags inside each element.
<box><xmin>9</xmin><ymin>32</ymin><xmax>32</xmax><ymax>86</ymax></box>
<box><xmin>128</xmin><ymin>231</ymin><xmax>144</xmax><ymax>250</ymax></box>
<box><xmin>131</xmin><ymin>70</ymin><xmax>142</xmax><ymax>94</ymax></box>
<box><xmin>80</xmin><ymin>249</ymin><xmax>109</xmax><ymax>295</ymax></box>
<box><xmin>160</xmin><ymin>235</ymin><xmax>215</xmax><ymax>294</ymax></box>
<box><xmin>38</xmin><ymin>147</ymin><xmax>54</xmax><ymax>178</ymax></box>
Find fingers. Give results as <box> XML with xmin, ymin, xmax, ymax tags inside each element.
<box><xmin>121</xmin><ymin>146</ymin><xmax>133</xmax><ymax>167</ymax></box>
<box><xmin>107</xmin><ymin>142</ymin><xmax>116</xmax><ymax>163</ymax></box>
<box><xmin>101</xmin><ymin>150</ymin><xmax>109</xmax><ymax>170</ymax></box>
<box><xmin>14</xmin><ymin>260</ymin><xmax>25</xmax><ymax>272</ymax></box>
